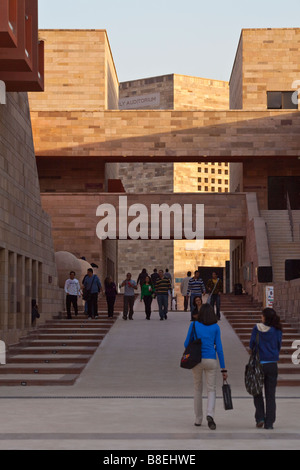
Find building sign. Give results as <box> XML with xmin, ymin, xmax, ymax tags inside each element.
<box><xmin>265</xmin><ymin>286</ymin><xmax>274</xmax><ymax>308</ymax></box>
<box><xmin>119</xmin><ymin>92</ymin><xmax>160</xmax><ymax>110</ymax></box>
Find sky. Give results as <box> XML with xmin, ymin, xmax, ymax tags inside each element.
<box><xmin>39</xmin><ymin>0</ymin><xmax>300</xmax><ymax>83</ymax></box>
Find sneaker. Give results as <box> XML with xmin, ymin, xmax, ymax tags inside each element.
<box><xmin>207</xmin><ymin>416</ymin><xmax>216</xmax><ymax>430</ymax></box>
<box><xmin>256</xmin><ymin>420</ymin><xmax>264</xmax><ymax>428</ymax></box>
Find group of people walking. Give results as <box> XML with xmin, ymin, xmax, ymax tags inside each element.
<box><xmin>122</xmin><ymin>268</ymin><xmax>173</xmax><ymax>321</ymax></box>
<box><xmin>64</xmin><ymin>267</ymin><xmax>283</xmax><ymax>431</ymax></box>
<box><xmin>181</xmin><ymin>270</ymin><xmax>223</xmax><ymax>321</ymax></box>
<box><xmin>64</xmin><ymin>268</ymin><xmax>103</xmax><ymax>319</ymax></box>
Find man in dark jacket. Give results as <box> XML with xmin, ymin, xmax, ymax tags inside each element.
<box><xmin>206</xmin><ymin>272</ymin><xmax>223</xmax><ymax>320</ymax></box>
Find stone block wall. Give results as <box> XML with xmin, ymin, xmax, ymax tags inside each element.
<box><xmin>230</xmin><ymin>28</ymin><xmax>300</xmax><ymax>111</ymax></box>
<box><xmin>0</xmin><ymin>92</ymin><xmax>63</xmax><ymax>345</ymax></box>
<box><xmin>273</xmin><ymin>279</ymin><xmax>300</xmax><ymax>330</ymax></box>
<box><xmin>31</xmin><ymin>29</ymin><xmax>118</xmax><ymax>111</ymax></box>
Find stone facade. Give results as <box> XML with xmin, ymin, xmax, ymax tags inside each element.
<box><xmin>0</xmin><ymin>92</ymin><xmax>63</xmax><ymax>345</ymax></box>
<box><xmin>27</xmin><ymin>28</ymin><xmax>300</xmax><ymax>308</ymax></box>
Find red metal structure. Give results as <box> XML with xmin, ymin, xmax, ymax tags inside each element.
<box><xmin>0</xmin><ymin>0</ymin><xmax>44</xmax><ymax>91</ymax></box>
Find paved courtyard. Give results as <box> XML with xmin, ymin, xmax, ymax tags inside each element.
<box><xmin>0</xmin><ymin>299</ymin><xmax>299</xmax><ymax>451</ymax></box>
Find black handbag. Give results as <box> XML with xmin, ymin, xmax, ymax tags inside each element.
<box><xmin>180</xmin><ymin>322</ymin><xmax>202</xmax><ymax>370</ymax></box>
<box><xmin>222</xmin><ymin>379</ymin><xmax>233</xmax><ymax>410</ymax></box>
<box><xmin>244</xmin><ymin>332</ymin><xmax>264</xmax><ymax>397</ymax></box>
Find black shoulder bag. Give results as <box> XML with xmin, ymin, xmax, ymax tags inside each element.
<box><xmin>180</xmin><ymin>322</ymin><xmax>202</xmax><ymax>370</ymax></box>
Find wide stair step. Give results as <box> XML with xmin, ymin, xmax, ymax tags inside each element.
<box><xmin>0</xmin><ymin>308</ymin><xmax>120</xmax><ymax>386</ymax></box>
<box><xmin>222</xmin><ymin>294</ymin><xmax>300</xmax><ymax>387</ymax></box>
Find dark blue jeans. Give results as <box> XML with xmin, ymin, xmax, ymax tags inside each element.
<box><xmin>254</xmin><ymin>362</ymin><xmax>278</xmax><ymax>428</ymax></box>
<box><xmin>210</xmin><ymin>294</ymin><xmax>221</xmax><ymax>319</ymax></box>
<box><xmin>157</xmin><ymin>294</ymin><xmax>168</xmax><ymax>319</ymax></box>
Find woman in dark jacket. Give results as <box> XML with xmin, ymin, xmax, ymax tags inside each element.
<box><xmin>104</xmin><ymin>276</ymin><xmax>117</xmax><ymax>318</ymax></box>
<box><xmin>191</xmin><ymin>295</ymin><xmax>202</xmax><ymax>321</ymax></box>
<box><xmin>249</xmin><ymin>308</ymin><xmax>283</xmax><ymax>429</ymax></box>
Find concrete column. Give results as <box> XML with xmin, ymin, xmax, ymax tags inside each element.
<box><xmin>0</xmin><ymin>248</ymin><xmax>9</xmax><ymax>330</ymax></box>
<box><xmin>16</xmin><ymin>255</ymin><xmax>26</xmax><ymax>329</ymax></box>
<box><xmin>8</xmin><ymin>251</ymin><xmax>17</xmax><ymax>329</ymax></box>
<box><xmin>25</xmin><ymin>257</ymin><xmax>32</xmax><ymax>328</ymax></box>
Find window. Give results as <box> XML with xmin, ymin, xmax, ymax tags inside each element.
<box><xmin>267</xmin><ymin>91</ymin><xmax>298</xmax><ymax>110</ymax></box>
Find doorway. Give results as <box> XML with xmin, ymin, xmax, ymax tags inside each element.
<box><xmin>268</xmin><ymin>176</ymin><xmax>300</xmax><ymax>210</ymax></box>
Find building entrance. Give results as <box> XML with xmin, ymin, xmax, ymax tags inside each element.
<box><xmin>268</xmin><ymin>176</ymin><xmax>300</xmax><ymax>210</ymax></box>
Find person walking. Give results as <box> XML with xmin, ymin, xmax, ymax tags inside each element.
<box><xmin>181</xmin><ymin>271</ymin><xmax>192</xmax><ymax>311</ymax></box>
<box><xmin>187</xmin><ymin>270</ymin><xmax>206</xmax><ymax>319</ymax></box>
<box><xmin>64</xmin><ymin>271</ymin><xmax>81</xmax><ymax>319</ymax></box>
<box><xmin>82</xmin><ymin>268</ymin><xmax>102</xmax><ymax>319</ymax></box>
<box><xmin>31</xmin><ymin>299</ymin><xmax>40</xmax><ymax>327</ymax></box>
<box><xmin>121</xmin><ymin>273</ymin><xmax>137</xmax><ymax>320</ymax></box>
<box><xmin>104</xmin><ymin>276</ymin><xmax>117</xmax><ymax>318</ymax></box>
<box><xmin>206</xmin><ymin>272</ymin><xmax>223</xmax><ymax>321</ymax></box>
<box><xmin>155</xmin><ymin>269</ymin><xmax>172</xmax><ymax>320</ymax></box>
<box><xmin>141</xmin><ymin>275</ymin><xmax>155</xmax><ymax>320</ymax></box>
<box><xmin>137</xmin><ymin>268</ymin><xmax>148</xmax><ymax>289</ymax></box>
<box><xmin>191</xmin><ymin>295</ymin><xmax>203</xmax><ymax>321</ymax></box>
<box><xmin>184</xmin><ymin>303</ymin><xmax>227</xmax><ymax>430</ymax></box>
<box><xmin>150</xmin><ymin>268</ymin><xmax>160</xmax><ymax>287</ymax></box>
<box><xmin>249</xmin><ymin>308</ymin><xmax>283</xmax><ymax>430</ymax></box>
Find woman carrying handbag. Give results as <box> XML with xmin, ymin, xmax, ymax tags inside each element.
<box><xmin>183</xmin><ymin>303</ymin><xmax>228</xmax><ymax>430</ymax></box>
<box><xmin>249</xmin><ymin>308</ymin><xmax>282</xmax><ymax>430</ymax></box>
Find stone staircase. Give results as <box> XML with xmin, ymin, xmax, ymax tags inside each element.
<box><xmin>221</xmin><ymin>294</ymin><xmax>300</xmax><ymax>387</ymax></box>
<box><xmin>261</xmin><ymin>210</ymin><xmax>300</xmax><ymax>282</ymax></box>
<box><xmin>0</xmin><ymin>295</ymin><xmax>124</xmax><ymax>386</ymax></box>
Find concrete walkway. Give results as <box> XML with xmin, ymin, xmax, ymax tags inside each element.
<box><xmin>0</xmin><ymin>298</ymin><xmax>299</xmax><ymax>450</ymax></box>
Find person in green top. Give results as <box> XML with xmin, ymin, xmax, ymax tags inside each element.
<box><xmin>141</xmin><ymin>275</ymin><xmax>155</xmax><ymax>320</ymax></box>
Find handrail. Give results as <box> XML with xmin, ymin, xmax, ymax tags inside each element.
<box><xmin>286</xmin><ymin>191</ymin><xmax>294</xmax><ymax>242</ymax></box>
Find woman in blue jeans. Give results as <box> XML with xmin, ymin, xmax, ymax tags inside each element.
<box><xmin>249</xmin><ymin>308</ymin><xmax>283</xmax><ymax>429</ymax></box>
<box><xmin>184</xmin><ymin>303</ymin><xmax>228</xmax><ymax>430</ymax></box>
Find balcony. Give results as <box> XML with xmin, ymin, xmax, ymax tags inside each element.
<box><xmin>0</xmin><ymin>0</ymin><xmax>44</xmax><ymax>92</ymax></box>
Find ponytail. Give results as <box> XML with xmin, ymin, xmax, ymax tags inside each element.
<box><xmin>262</xmin><ymin>308</ymin><xmax>283</xmax><ymax>332</ymax></box>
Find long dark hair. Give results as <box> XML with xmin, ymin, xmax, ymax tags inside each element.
<box><xmin>197</xmin><ymin>303</ymin><xmax>217</xmax><ymax>326</ymax></box>
<box><xmin>262</xmin><ymin>308</ymin><xmax>283</xmax><ymax>331</ymax></box>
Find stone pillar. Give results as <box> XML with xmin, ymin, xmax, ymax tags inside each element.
<box><xmin>8</xmin><ymin>251</ymin><xmax>17</xmax><ymax>330</ymax></box>
<box><xmin>0</xmin><ymin>249</ymin><xmax>8</xmax><ymax>330</ymax></box>
<box><xmin>25</xmin><ymin>257</ymin><xmax>32</xmax><ymax>328</ymax></box>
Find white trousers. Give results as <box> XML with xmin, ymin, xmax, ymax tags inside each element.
<box><xmin>192</xmin><ymin>358</ymin><xmax>217</xmax><ymax>425</ymax></box>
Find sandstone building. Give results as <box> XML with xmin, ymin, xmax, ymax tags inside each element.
<box><xmin>1</xmin><ymin>21</ymin><xmax>300</xmax><ymax>347</ymax></box>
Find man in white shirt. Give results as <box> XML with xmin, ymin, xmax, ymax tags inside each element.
<box><xmin>181</xmin><ymin>271</ymin><xmax>191</xmax><ymax>311</ymax></box>
<box><xmin>64</xmin><ymin>271</ymin><xmax>81</xmax><ymax>319</ymax></box>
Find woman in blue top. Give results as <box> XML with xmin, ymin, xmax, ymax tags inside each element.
<box><xmin>249</xmin><ymin>308</ymin><xmax>282</xmax><ymax>430</ymax></box>
<box><xmin>184</xmin><ymin>302</ymin><xmax>228</xmax><ymax>430</ymax></box>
